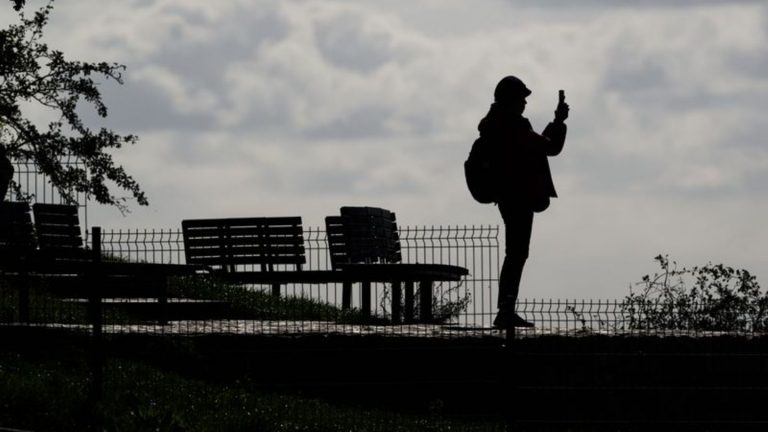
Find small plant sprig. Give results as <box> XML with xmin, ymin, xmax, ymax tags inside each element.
<box><xmin>622</xmin><ymin>254</ymin><xmax>766</xmax><ymax>332</ymax></box>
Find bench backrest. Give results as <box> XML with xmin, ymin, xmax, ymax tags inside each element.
<box><xmin>182</xmin><ymin>217</ymin><xmax>305</xmax><ymax>272</ymax></box>
<box><xmin>32</xmin><ymin>203</ymin><xmax>88</xmax><ymax>262</ymax></box>
<box><xmin>325</xmin><ymin>206</ymin><xmax>401</xmax><ymax>270</ymax></box>
<box><xmin>0</xmin><ymin>201</ymin><xmax>36</xmax><ymax>265</ymax></box>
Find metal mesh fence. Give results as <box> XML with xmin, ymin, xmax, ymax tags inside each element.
<box><xmin>7</xmin><ymin>156</ymin><xmax>89</xmax><ymax>229</ymax></box>
<box><xmin>95</xmin><ymin>224</ymin><xmax>501</xmax><ymax>333</ymax></box>
<box><xmin>4</xmin><ymin>216</ymin><xmax>768</xmax><ymax>338</ymax></box>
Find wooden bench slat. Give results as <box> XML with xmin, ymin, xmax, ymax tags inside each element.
<box><xmin>184</xmin><ymin>237</ymin><xmax>303</xmax><ymax>248</ymax></box>
<box><xmin>185</xmin><ymin>244</ymin><xmax>305</xmax><ymax>253</ymax></box>
<box><xmin>182</xmin><ymin>216</ymin><xmax>302</xmax><ymax>228</ymax></box>
<box><xmin>32</xmin><ymin>203</ymin><xmax>79</xmax><ymax>215</ymax></box>
<box><xmin>182</xmin><ymin>216</ymin><xmax>307</xmax><ymax>274</ymax></box>
<box><xmin>35</xmin><ymin>224</ymin><xmax>81</xmax><ymax>237</ymax></box>
<box><xmin>33</xmin><ymin>213</ymin><xmax>80</xmax><ymax>226</ymax></box>
<box><xmin>185</xmin><ymin>250</ymin><xmax>306</xmax><ymax>261</ymax></box>
<box><xmin>36</xmin><ymin>236</ymin><xmax>84</xmax><ymax>248</ymax></box>
<box><xmin>183</xmin><ymin>226</ymin><xmax>303</xmax><ymax>238</ymax></box>
<box><xmin>188</xmin><ymin>255</ymin><xmax>305</xmax><ymax>266</ymax></box>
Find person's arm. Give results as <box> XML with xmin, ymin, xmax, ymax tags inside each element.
<box><xmin>521</xmin><ymin>121</ymin><xmax>565</xmax><ymax>156</ymax></box>
<box><xmin>527</xmin><ymin>90</ymin><xmax>569</xmax><ymax>156</ymax></box>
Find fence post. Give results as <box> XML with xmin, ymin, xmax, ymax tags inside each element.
<box><xmin>89</xmin><ymin>226</ymin><xmax>102</xmax><ymax>338</ymax></box>
<box><xmin>88</xmin><ymin>226</ymin><xmax>104</xmax><ymax>409</ymax></box>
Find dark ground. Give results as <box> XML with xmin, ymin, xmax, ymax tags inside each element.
<box><xmin>4</xmin><ymin>326</ymin><xmax>768</xmax><ymax>431</ymax></box>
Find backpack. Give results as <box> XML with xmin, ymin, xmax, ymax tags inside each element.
<box><xmin>464</xmin><ymin>134</ymin><xmax>552</xmax><ymax>212</ymax></box>
<box><xmin>464</xmin><ymin>136</ymin><xmax>498</xmax><ymax>204</ymax></box>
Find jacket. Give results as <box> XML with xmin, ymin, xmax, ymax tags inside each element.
<box><xmin>477</xmin><ymin>103</ymin><xmax>566</xmax><ymax>205</ymax></box>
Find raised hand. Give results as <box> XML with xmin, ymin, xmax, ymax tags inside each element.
<box><xmin>554</xmin><ymin>89</ymin><xmax>569</xmax><ymax>123</ymax></box>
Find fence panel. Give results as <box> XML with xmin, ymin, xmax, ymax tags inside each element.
<box><xmin>7</xmin><ymin>156</ymin><xmax>89</xmax><ymax>230</ymax></box>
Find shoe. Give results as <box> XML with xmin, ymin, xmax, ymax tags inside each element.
<box><xmin>510</xmin><ymin>313</ymin><xmax>534</xmax><ymax>328</ymax></box>
<box><xmin>493</xmin><ymin>311</ymin><xmax>534</xmax><ymax>329</ymax></box>
<box><xmin>492</xmin><ymin>311</ymin><xmax>506</xmax><ymax>329</ymax></box>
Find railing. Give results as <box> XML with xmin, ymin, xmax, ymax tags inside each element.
<box><xmin>7</xmin><ymin>156</ymin><xmax>89</xmax><ymax>229</ymax></box>
<box><xmin>97</xmin><ymin>224</ymin><xmax>500</xmax><ymax>329</ymax></box>
<box><xmin>3</xmin><ymin>223</ymin><xmax>766</xmax><ymax>337</ymax></box>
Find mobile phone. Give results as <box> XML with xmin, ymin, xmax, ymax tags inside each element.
<box><xmin>559</xmin><ymin>90</ymin><xmax>565</xmax><ymax>104</ymax></box>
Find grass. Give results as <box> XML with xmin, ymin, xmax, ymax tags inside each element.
<box><xmin>1</xmin><ymin>274</ymin><xmax>388</xmax><ymax>325</ymax></box>
<box><xmin>0</xmin><ymin>347</ymin><xmax>503</xmax><ymax>432</ymax></box>
<box><xmin>0</xmin><ymin>281</ymin><xmax>89</xmax><ymax>324</ymax></box>
<box><xmin>169</xmin><ymin>275</ymin><xmax>391</xmax><ymax>324</ymax></box>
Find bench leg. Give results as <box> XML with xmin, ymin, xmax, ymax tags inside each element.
<box><xmin>342</xmin><ymin>282</ymin><xmax>352</xmax><ymax>310</ymax></box>
<box><xmin>271</xmin><ymin>283</ymin><xmax>281</xmax><ymax>298</ymax></box>
<box><xmin>361</xmin><ymin>281</ymin><xmax>371</xmax><ymax>318</ymax></box>
<box><xmin>404</xmin><ymin>281</ymin><xmax>414</xmax><ymax>323</ymax></box>
<box><xmin>419</xmin><ymin>280</ymin><xmax>433</xmax><ymax>323</ymax></box>
<box><xmin>90</xmin><ymin>226</ymin><xmax>103</xmax><ymax>338</ymax></box>
<box><xmin>391</xmin><ymin>281</ymin><xmax>402</xmax><ymax>324</ymax></box>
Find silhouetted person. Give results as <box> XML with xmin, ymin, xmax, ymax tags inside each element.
<box><xmin>478</xmin><ymin>76</ymin><xmax>569</xmax><ymax>328</ymax></box>
<box><xmin>0</xmin><ymin>145</ymin><xmax>12</xmax><ymax>201</ymax></box>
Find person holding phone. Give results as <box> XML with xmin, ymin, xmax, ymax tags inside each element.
<box><xmin>476</xmin><ymin>75</ymin><xmax>569</xmax><ymax>328</ymax></box>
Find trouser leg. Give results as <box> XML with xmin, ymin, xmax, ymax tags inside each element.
<box><xmin>498</xmin><ymin>254</ymin><xmax>525</xmax><ymax>309</ymax></box>
<box><xmin>497</xmin><ymin>202</ymin><xmax>534</xmax><ymax>312</ymax></box>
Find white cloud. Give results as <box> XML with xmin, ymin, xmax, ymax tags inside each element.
<box><xmin>14</xmin><ymin>0</ymin><xmax>767</xmax><ymax>298</ymax></box>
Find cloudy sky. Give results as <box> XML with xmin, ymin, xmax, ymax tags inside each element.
<box><xmin>4</xmin><ymin>0</ymin><xmax>767</xmax><ymax>298</ymax></box>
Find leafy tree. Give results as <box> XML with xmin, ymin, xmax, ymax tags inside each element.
<box><xmin>1</xmin><ymin>0</ymin><xmax>147</xmax><ymax>211</ymax></box>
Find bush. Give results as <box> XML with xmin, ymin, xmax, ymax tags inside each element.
<box><xmin>621</xmin><ymin>254</ymin><xmax>767</xmax><ymax>332</ymax></box>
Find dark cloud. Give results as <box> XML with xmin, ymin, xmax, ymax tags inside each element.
<box><xmin>602</xmin><ymin>59</ymin><xmax>670</xmax><ymax>93</ymax></box>
<box><xmin>727</xmin><ymin>48</ymin><xmax>768</xmax><ymax>80</ymax></box>
<box><xmin>561</xmin><ymin>147</ymin><xmax>664</xmax><ymax>195</ymax></box>
<box><xmin>303</xmin><ymin>106</ymin><xmax>437</xmax><ymax>140</ymax></box>
<box><xmin>293</xmin><ymin>166</ymin><xmax>368</xmax><ymax>194</ymax></box>
<box><xmin>304</xmin><ymin>106</ymin><xmax>394</xmax><ymax>139</ymax></box>
<box><xmin>314</xmin><ymin>13</ymin><xmax>395</xmax><ymax>73</ymax></box>
<box><xmin>78</xmin><ymin>76</ymin><xmax>216</xmax><ymax>132</ymax></box>
<box><xmin>82</xmin><ymin>5</ymin><xmax>291</xmax><ymax>133</ymax></box>
<box><xmin>147</xmin><ymin>6</ymin><xmax>288</xmax><ymax>88</ymax></box>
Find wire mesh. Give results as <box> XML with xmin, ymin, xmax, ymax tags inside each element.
<box><xmin>7</xmin><ymin>156</ymin><xmax>89</xmax><ymax>231</ymax></box>
<box><xmin>3</xmin><ymin>219</ymin><xmax>767</xmax><ymax>338</ymax></box>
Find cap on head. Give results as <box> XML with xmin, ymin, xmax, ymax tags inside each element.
<box><xmin>494</xmin><ymin>75</ymin><xmax>532</xmax><ymax>102</ymax></box>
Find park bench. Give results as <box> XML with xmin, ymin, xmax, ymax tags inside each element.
<box><xmin>35</xmin><ymin>204</ymin><xmax>219</xmax><ymax>323</ymax></box>
<box><xmin>0</xmin><ymin>201</ymin><xmax>36</xmax><ymax>269</ymax></box>
<box><xmin>0</xmin><ymin>201</ymin><xmax>37</xmax><ymax>321</ymax></box>
<box><xmin>0</xmin><ymin>202</ymin><xmax>211</xmax><ymax>325</ymax></box>
<box><xmin>326</xmin><ymin>206</ymin><xmax>468</xmax><ymax>323</ymax></box>
<box><xmin>182</xmin><ymin>208</ymin><xmax>468</xmax><ymax>323</ymax></box>
<box><xmin>181</xmin><ymin>216</ymin><xmax>310</xmax><ymax>297</ymax></box>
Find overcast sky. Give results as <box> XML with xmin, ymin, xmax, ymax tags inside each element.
<box><xmin>4</xmin><ymin>0</ymin><xmax>767</xmax><ymax>298</ymax></box>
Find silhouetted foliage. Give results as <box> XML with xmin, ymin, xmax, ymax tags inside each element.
<box><xmin>0</xmin><ymin>1</ymin><xmax>146</xmax><ymax>211</ymax></box>
<box><xmin>622</xmin><ymin>254</ymin><xmax>767</xmax><ymax>332</ymax></box>
<box><xmin>9</xmin><ymin>0</ymin><xmax>24</xmax><ymax>11</ymax></box>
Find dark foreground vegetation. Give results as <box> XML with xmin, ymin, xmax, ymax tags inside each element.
<box><xmin>5</xmin><ymin>327</ymin><xmax>768</xmax><ymax>431</ymax></box>
<box><xmin>0</xmin><ymin>329</ymin><xmax>503</xmax><ymax>432</ymax></box>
